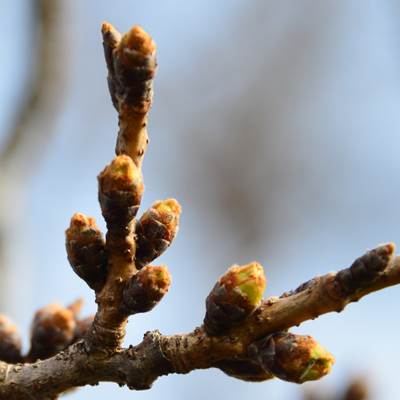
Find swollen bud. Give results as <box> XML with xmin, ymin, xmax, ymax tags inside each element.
<box><xmin>135</xmin><ymin>199</ymin><xmax>181</xmax><ymax>269</ymax></box>
<box><xmin>98</xmin><ymin>155</ymin><xmax>144</xmax><ymax>226</ymax></box>
<box><xmin>216</xmin><ymin>358</ymin><xmax>274</xmax><ymax>382</ymax></box>
<box><xmin>249</xmin><ymin>332</ymin><xmax>334</xmax><ymax>384</ymax></box>
<box><xmin>0</xmin><ymin>315</ymin><xmax>22</xmax><ymax>363</ymax></box>
<box><xmin>204</xmin><ymin>262</ymin><xmax>266</xmax><ymax>335</ymax></box>
<box><xmin>29</xmin><ymin>303</ymin><xmax>76</xmax><ymax>361</ymax></box>
<box><xmin>111</xmin><ymin>24</ymin><xmax>156</xmax><ymax>113</ymax></box>
<box><xmin>336</xmin><ymin>243</ymin><xmax>395</xmax><ymax>297</ymax></box>
<box><xmin>66</xmin><ymin>213</ymin><xmax>108</xmax><ymax>291</ymax></box>
<box><xmin>122</xmin><ymin>265</ymin><xmax>171</xmax><ymax>314</ymax></box>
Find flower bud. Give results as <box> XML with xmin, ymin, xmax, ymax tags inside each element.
<box><xmin>98</xmin><ymin>155</ymin><xmax>144</xmax><ymax>226</ymax></box>
<box><xmin>29</xmin><ymin>303</ymin><xmax>76</xmax><ymax>361</ymax></box>
<box><xmin>249</xmin><ymin>332</ymin><xmax>334</xmax><ymax>383</ymax></box>
<box><xmin>204</xmin><ymin>262</ymin><xmax>266</xmax><ymax>336</ymax></box>
<box><xmin>66</xmin><ymin>213</ymin><xmax>108</xmax><ymax>291</ymax></box>
<box><xmin>109</xmin><ymin>24</ymin><xmax>157</xmax><ymax>113</ymax></box>
<box><xmin>135</xmin><ymin>199</ymin><xmax>181</xmax><ymax>269</ymax></box>
<box><xmin>216</xmin><ymin>358</ymin><xmax>274</xmax><ymax>382</ymax></box>
<box><xmin>336</xmin><ymin>243</ymin><xmax>395</xmax><ymax>296</ymax></box>
<box><xmin>122</xmin><ymin>265</ymin><xmax>171</xmax><ymax>314</ymax></box>
<box><xmin>0</xmin><ymin>315</ymin><xmax>22</xmax><ymax>363</ymax></box>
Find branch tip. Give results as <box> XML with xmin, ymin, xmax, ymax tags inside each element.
<box><xmin>120</xmin><ymin>25</ymin><xmax>156</xmax><ymax>56</ymax></box>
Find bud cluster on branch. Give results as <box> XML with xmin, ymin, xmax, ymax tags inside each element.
<box><xmin>0</xmin><ymin>21</ymin><xmax>398</xmax><ymax>400</ymax></box>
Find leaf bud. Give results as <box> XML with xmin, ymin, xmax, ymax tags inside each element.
<box><xmin>98</xmin><ymin>155</ymin><xmax>144</xmax><ymax>226</ymax></box>
<box><xmin>29</xmin><ymin>303</ymin><xmax>76</xmax><ymax>361</ymax></box>
<box><xmin>122</xmin><ymin>265</ymin><xmax>171</xmax><ymax>314</ymax></box>
<box><xmin>249</xmin><ymin>332</ymin><xmax>334</xmax><ymax>383</ymax></box>
<box><xmin>204</xmin><ymin>262</ymin><xmax>266</xmax><ymax>335</ymax></box>
<box><xmin>66</xmin><ymin>213</ymin><xmax>108</xmax><ymax>291</ymax></box>
<box><xmin>135</xmin><ymin>199</ymin><xmax>181</xmax><ymax>269</ymax></box>
<box><xmin>0</xmin><ymin>315</ymin><xmax>22</xmax><ymax>363</ymax></box>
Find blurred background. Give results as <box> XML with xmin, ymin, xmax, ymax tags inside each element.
<box><xmin>1</xmin><ymin>1</ymin><xmax>400</xmax><ymax>399</ymax></box>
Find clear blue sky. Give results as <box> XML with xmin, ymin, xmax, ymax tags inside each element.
<box><xmin>1</xmin><ymin>1</ymin><xmax>400</xmax><ymax>399</ymax></box>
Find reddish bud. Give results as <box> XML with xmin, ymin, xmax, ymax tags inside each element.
<box><xmin>29</xmin><ymin>303</ymin><xmax>76</xmax><ymax>361</ymax></box>
<box><xmin>135</xmin><ymin>199</ymin><xmax>181</xmax><ymax>269</ymax></box>
<box><xmin>122</xmin><ymin>265</ymin><xmax>171</xmax><ymax>314</ymax></box>
<box><xmin>0</xmin><ymin>315</ymin><xmax>22</xmax><ymax>363</ymax></box>
<box><xmin>98</xmin><ymin>155</ymin><xmax>144</xmax><ymax>226</ymax></box>
<box><xmin>66</xmin><ymin>213</ymin><xmax>108</xmax><ymax>291</ymax></box>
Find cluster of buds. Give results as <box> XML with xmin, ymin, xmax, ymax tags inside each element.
<box><xmin>65</xmin><ymin>213</ymin><xmax>108</xmax><ymax>291</ymax></box>
<box><xmin>204</xmin><ymin>262</ymin><xmax>334</xmax><ymax>383</ymax></box>
<box><xmin>216</xmin><ymin>333</ymin><xmax>334</xmax><ymax>384</ymax></box>
<box><xmin>0</xmin><ymin>300</ymin><xmax>93</xmax><ymax>364</ymax></box>
<box><xmin>135</xmin><ymin>199</ymin><xmax>181</xmax><ymax>269</ymax></box>
<box><xmin>102</xmin><ymin>23</ymin><xmax>156</xmax><ymax>115</ymax></box>
<box><xmin>204</xmin><ymin>262</ymin><xmax>266</xmax><ymax>335</ymax></box>
<box><xmin>28</xmin><ymin>301</ymin><xmax>93</xmax><ymax>361</ymax></box>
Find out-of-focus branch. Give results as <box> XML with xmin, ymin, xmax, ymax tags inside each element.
<box><xmin>0</xmin><ymin>0</ymin><xmax>66</xmax><ymax>172</ymax></box>
<box><xmin>303</xmin><ymin>376</ymin><xmax>369</xmax><ymax>400</ymax></box>
<box><xmin>0</xmin><ymin>0</ymin><xmax>66</xmax><ymax>308</ymax></box>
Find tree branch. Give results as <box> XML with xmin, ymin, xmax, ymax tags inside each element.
<box><xmin>0</xmin><ymin>22</ymin><xmax>398</xmax><ymax>398</ymax></box>
<box><xmin>0</xmin><ymin>245</ymin><xmax>398</xmax><ymax>398</ymax></box>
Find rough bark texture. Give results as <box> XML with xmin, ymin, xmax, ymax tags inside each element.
<box><xmin>0</xmin><ymin>22</ymin><xmax>399</xmax><ymax>399</ymax></box>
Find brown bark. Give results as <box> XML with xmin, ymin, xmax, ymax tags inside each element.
<box><xmin>0</xmin><ymin>247</ymin><xmax>398</xmax><ymax>398</ymax></box>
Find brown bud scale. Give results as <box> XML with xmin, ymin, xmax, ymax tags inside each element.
<box><xmin>204</xmin><ymin>262</ymin><xmax>266</xmax><ymax>336</ymax></box>
<box><xmin>29</xmin><ymin>304</ymin><xmax>76</xmax><ymax>361</ymax></box>
<box><xmin>216</xmin><ymin>357</ymin><xmax>274</xmax><ymax>382</ymax></box>
<box><xmin>98</xmin><ymin>155</ymin><xmax>144</xmax><ymax>226</ymax></box>
<box><xmin>122</xmin><ymin>265</ymin><xmax>171</xmax><ymax>314</ymax></box>
<box><xmin>135</xmin><ymin>199</ymin><xmax>181</xmax><ymax>269</ymax></box>
<box><xmin>0</xmin><ymin>315</ymin><xmax>22</xmax><ymax>363</ymax></box>
<box><xmin>336</xmin><ymin>243</ymin><xmax>394</xmax><ymax>296</ymax></box>
<box><xmin>66</xmin><ymin>213</ymin><xmax>108</xmax><ymax>291</ymax></box>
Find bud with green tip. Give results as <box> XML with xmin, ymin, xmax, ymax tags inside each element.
<box><xmin>98</xmin><ymin>155</ymin><xmax>144</xmax><ymax>226</ymax></box>
<box><xmin>66</xmin><ymin>213</ymin><xmax>108</xmax><ymax>291</ymax></box>
<box><xmin>135</xmin><ymin>199</ymin><xmax>181</xmax><ymax>269</ymax></box>
<box><xmin>122</xmin><ymin>265</ymin><xmax>171</xmax><ymax>314</ymax></box>
<box><xmin>249</xmin><ymin>332</ymin><xmax>334</xmax><ymax>384</ymax></box>
<box><xmin>204</xmin><ymin>262</ymin><xmax>266</xmax><ymax>335</ymax></box>
<box><xmin>216</xmin><ymin>357</ymin><xmax>274</xmax><ymax>382</ymax></box>
<box><xmin>0</xmin><ymin>315</ymin><xmax>22</xmax><ymax>363</ymax></box>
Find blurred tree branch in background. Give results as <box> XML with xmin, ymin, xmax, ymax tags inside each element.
<box><xmin>0</xmin><ymin>0</ymin><xmax>67</xmax><ymax>307</ymax></box>
<box><xmin>304</xmin><ymin>377</ymin><xmax>369</xmax><ymax>400</ymax></box>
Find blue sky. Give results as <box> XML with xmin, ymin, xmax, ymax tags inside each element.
<box><xmin>1</xmin><ymin>1</ymin><xmax>400</xmax><ymax>399</ymax></box>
